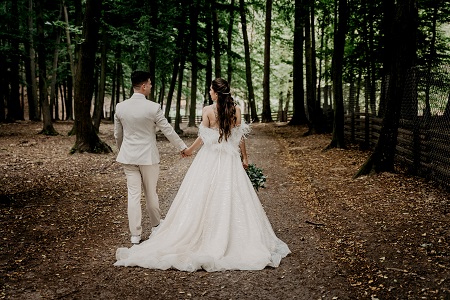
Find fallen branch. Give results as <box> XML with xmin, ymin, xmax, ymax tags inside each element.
<box><xmin>305</xmin><ymin>220</ymin><xmax>326</xmax><ymax>227</ymax></box>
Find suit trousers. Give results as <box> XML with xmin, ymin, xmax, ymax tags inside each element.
<box><xmin>122</xmin><ymin>164</ymin><xmax>161</xmax><ymax>236</ymax></box>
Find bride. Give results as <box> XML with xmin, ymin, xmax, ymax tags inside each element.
<box><xmin>115</xmin><ymin>78</ymin><xmax>290</xmax><ymax>272</ymax></box>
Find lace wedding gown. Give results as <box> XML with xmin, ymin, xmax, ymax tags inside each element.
<box><xmin>115</xmin><ymin>123</ymin><xmax>290</xmax><ymax>271</ymax></box>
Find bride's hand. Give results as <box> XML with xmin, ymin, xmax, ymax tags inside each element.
<box><xmin>242</xmin><ymin>157</ymin><xmax>249</xmax><ymax>169</ymax></box>
<box><xmin>183</xmin><ymin>147</ymin><xmax>193</xmax><ymax>156</ymax></box>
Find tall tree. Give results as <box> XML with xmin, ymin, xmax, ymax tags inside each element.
<box><xmin>36</xmin><ymin>0</ymin><xmax>58</xmax><ymax>135</ymax></box>
<box><xmin>93</xmin><ymin>29</ymin><xmax>108</xmax><ymax>132</ymax></box>
<box><xmin>325</xmin><ymin>0</ymin><xmax>348</xmax><ymax>149</ymax></box>
<box><xmin>188</xmin><ymin>0</ymin><xmax>199</xmax><ymax>127</ymax></box>
<box><xmin>72</xmin><ymin>0</ymin><xmax>111</xmax><ymax>153</ymax></box>
<box><xmin>212</xmin><ymin>0</ymin><xmax>222</xmax><ymax>78</ymax></box>
<box><xmin>261</xmin><ymin>0</ymin><xmax>273</xmax><ymax>123</ymax></box>
<box><xmin>239</xmin><ymin>0</ymin><xmax>259</xmax><ymax>122</ymax></box>
<box><xmin>226</xmin><ymin>0</ymin><xmax>235</xmax><ymax>84</ymax></box>
<box><xmin>355</xmin><ymin>0</ymin><xmax>417</xmax><ymax>176</ymax></box>
<box><xmin>148</xmin><ymin>0</ymin><xmax>159</xmax><ymax>101</ymax></box>
<box><xmin>24</xmin><ymin>0</ymin><xmax>40</xmax><ymax>121</ymax></box>
<box><xmin>6</xmin><ymin>0</ymin><xmax>23</xmax><ymax>121</ymax></box>
<box><xmin>289</xmin><ymin>0</ymin><xmax>308</xmax><ymax>125</ymax></box>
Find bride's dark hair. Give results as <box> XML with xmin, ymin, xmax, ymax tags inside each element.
<box><xmin>212</xmin><ymin>78</ymin><xmax>236</xmax><ymax>142</ymax></box>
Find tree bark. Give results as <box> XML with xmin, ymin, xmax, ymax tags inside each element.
<box><xmin>188</xmin><ymin>0</ymin><xmax>199</xmax><ymax>127</ymax></box>
<box><xmin>72</xmin><ymin>0</ymin><xmax>111</xmax><ymax>153</ymax></box>
<box><xmin>212</xmin><ymin>0</ymin><xmax>221</xmax><ymax>78</ymax></box>
<box><xmin>6</xmin><ymin>0</ymin><xmax>23</xmax><ymax>122</ymax></box>
<box><xmin>261</xmin><ymin>0</ymin><xmax>273</xmax><ymax>123</ymax></box>
<box><xmin>175</xmin><ymin>54</ymin><xmax>186</xmax><ymax>134</ymax></box>
<box><xmin>205</xmin><ymin>0</ymin><xmax>213</xmax><ymax>105</ymax></box>
<box><xmin>239</xmin><ymin>0</ymin><xmax>258</xmax><ymax>122</ymax></box>
<box><xmin>289</xmin><ymin>0</ymin><xmax>308</xmax><ymax>125</ymax></box>
<box><xmin>50</xmin><ymin>6</ymin><xmax>63</xmax><ymax>121</ymax></box>
<box><xmin>148</xmin><ymin>0</ymin><xmax>158</xmax><ymax>102</ymax></box>
<box><xmin>25</xmin><ymin>0</ymin><xmax>40</xmax><ymax>121</ymax></box>
<box><xmin>36</xmin><ymin>0</ymin><xmax>58</xmax><ymax>135</ymax></box>
<box><xmin>325</xmin><ymin>0</ymin><xmax>348</xmax><ymax>149</ymax></box>
<box><xmin>93</xmin><ymin>29</ymin><xmax>107</xmax><ymax>132</ymax></box>
<box><xmin>226</xmin><ymin>0</ymin><xmax>235</xmax><ymax>84</ymax></box>
<box><xmin>165</xmin><ymin>24</ymin><xmax>185</xmax><ymax>119</ymax></box>
<box><xmin>355</xmin><ymin>0</ymin><xmax>417</xmax><ymax>176</ymax></box>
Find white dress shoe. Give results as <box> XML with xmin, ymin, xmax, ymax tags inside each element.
<box><xmin>131</xmin><ymin>235</ymin><xmax>141</xmax><ymax>245</ymax></box>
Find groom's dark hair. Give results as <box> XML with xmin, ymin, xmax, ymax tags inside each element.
<box><xmin>131</xmin><ymin>71</ymin><xmax>151</xmax><ymax>87</ymax></box>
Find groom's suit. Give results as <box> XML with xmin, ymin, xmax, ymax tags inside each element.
<box><xmin>114</xmin><ymin>92</ymin><xmax>187</xmax><ymax>237</ymax></box>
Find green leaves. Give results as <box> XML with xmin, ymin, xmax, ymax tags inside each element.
<box><xmin>245</xmin><ymin>163</ymin><xmax>266</xmax><ymax>191</ymax></box>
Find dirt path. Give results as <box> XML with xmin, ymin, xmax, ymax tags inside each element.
<box><xmin>1</xmin><ymin>121</ymin><xmax>449</xmax><ymax>299</ymax></box>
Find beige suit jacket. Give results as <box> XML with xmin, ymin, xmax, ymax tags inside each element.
<box><xmin>114</xmin><ymin>93</ymin><xmax>187</xmax><ymax>165</ymax></box>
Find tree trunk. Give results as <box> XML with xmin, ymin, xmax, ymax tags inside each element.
<box><xmin>72</xmin><ymin>0</ymin><xmax>111</xmax><ymax>153</ymax></box>
<box><xmin>261</xmin><ymin>0</ymin><xmax>273</xmax><ymax>123</ymax></box>
<box><xmin>239</xmin><ymin>0</ymin><xmax>258</xmax><ymax>122</ymax></box>
<box><xmin>93</xmin><ymin>29</ymin><xmax>107</xmax><ymax>132</ymax></box>
<box><xmin>66</xmin><ymin>73</ymin><xmax>73</xmax><ymax>120</ymax></box>
<box><xmin>325</xmin><ymin>0</ymin><xmax>348</xmax><ymax>150</ymax></box>
<box><xmin>6</xmin><ymin>0</ymin><xmax>23</xmax><ymax>122</ymax></box>
<box><xmin>205</xmin><ymin>0</ymin><xmax>213</xmax><ymax>105</ymax></box>
<box><xmin>50</xmin><ymin>7</ymin><xmax>62</xmax><ymax>121</ymax></box>
<box><xmin>188</xmin><ymin>0</ymin><xmax>199</xmax><ymax>127</ymax></box>
<box><xmin>36</xmin><ymin>0</ymin><xmax>57</xmax><ymax>135</ymax></box>
<box><xmin>175</xmin><ymin>54</ymin><xmax>186</xmax><ymax>134</ymax></box>
<box><xmin>165</xmin><ymin>25</ymin><xmax>185</xmax><ymax>119</ymax></box>
<box><xmin>148</xmin><ymin>1</ymin><xmax>158</xmax><ymax>101</ymax></box>
<box><xmin>212</xmin><ymin>0</ymin><xmax>221</xmax><ymax>78</ymax></box>
<box><xmin>25</xmin><ymin>0</ymin><xmax>40</xmax><ymax>121</ymax></box>
<box><xmin>289</xmin><ymin>0</ymin><xmax>307</xmax><ymax>125</ymax></box>
<box><xmin>355</xmin><ymin>0</ymin><xmax>417</xmax><ymax>176</ymax></box>
<box><xmin>0</xmin><ymin>54</ymin><xmax>6</xmax><ymax>122</ymax></box>
<box><xmin>304</xmin><ymin>1</ymin><xmax>316</xmax><ymax>133</ymax></box>
<box><xmin>226</xmin><ymin>0</ymin><xmax>235</xmax><ymax>84</ymax></box>
<box><xmin>63</xmin><ymin>1</ymin><xmax>76</xmax><ymax>89</ymax></box>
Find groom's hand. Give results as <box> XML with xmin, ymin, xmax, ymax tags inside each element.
<box><xmin>181</xmin><ymin>149</ymin><xmax>189</xmax><ymax>158</ymax></box>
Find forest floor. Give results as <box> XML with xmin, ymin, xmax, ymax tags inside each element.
<box><xmin>0</xmin><ymin>120</ymin><xmax>449</xmax><ymax>300</ymax></box>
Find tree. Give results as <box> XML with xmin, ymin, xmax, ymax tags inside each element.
<box><xmin>36</xmin><ymin>0</ymin><xmax>58</xmax><ymax>135</ymax></box>
<box><xmin>261</xmin><ymin>0</ymin><xmax>274</xmax><ymax>123</ymax></box>
<box><xmin>239</xmin><ymin>0</ymin><xmax>259</xmax><ymax>122</ymax></box>
<box><xmin>355</xmin><ymin>0</ymin><xmax>418</xmax><ymax>176</ymax></box>
<box><xmin>289</xmin><ymin>0</ymin><xmax>308</xmax><ymax>125</ymax></box>
<box><xmin>24</xmin><ymin>0</ymin><xmax>40</xmax><ymax>121</ymax></box>
<box><xmin>212</xmin><ymin>0</ymin><xmax>222</xmax><ymax>78</ymax></box>
<box><xmin>188</xmin><ymin>0</ymin><xmax>200</xmax><ymax>127</ymax></box>
<box><xmin>325</xmin><ymin>0</ymin><xmax>348</xmax><ymax>149</ymax></box>
<box><xmin>226</xmin><ymin>0</ymin><xmax>236</xmax><ymax>84</ymax></box>
<box><xmin>72</xmin><ymin>0</ymin><xmax>111</xmax><ymax>153</ymax></box>
<box><xmin>93</xmin><ymin>28</ymin><xmax>108</xmax><ymax>132</ymax></box>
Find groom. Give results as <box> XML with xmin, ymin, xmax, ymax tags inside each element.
<box><xmin>114</xmin><ymin>71</ymin><xmax>187</xmax><ymax>245</ymax></box>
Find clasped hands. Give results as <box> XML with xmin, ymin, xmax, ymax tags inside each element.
<box><xmin>180</xmin><ymin>148</ymin><xmax>191</xmax><ymax>158</ymax></box>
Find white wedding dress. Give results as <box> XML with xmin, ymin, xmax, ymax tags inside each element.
<box><xmin>115</xmin><ymin>123</ymin><xmax>290</xmax><ymax>272</ymax></box>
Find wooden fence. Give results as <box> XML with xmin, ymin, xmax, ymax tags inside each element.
<box><xmin>344</xmin><ymin>112</ymin><xmax>450</xmax><ymax>189</ymax></box>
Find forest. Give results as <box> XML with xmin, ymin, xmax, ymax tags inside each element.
<box><xmin>1</xmin><ymin>0</ymin><xmax>450</xmax><ymax>180</ymax></box>
<box><xmin>1</xmin><ymin>0</ymin><xmax>450</xmax><ymax>298</ymax></box>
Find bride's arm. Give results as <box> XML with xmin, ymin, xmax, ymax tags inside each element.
<box><xmin>183</xmin><ymin>137</ymin><xmax>202</xmax><ymax>156</ymax></box>
<box><xmin>235</xmin><ymin>106</ymin><xmax>249</xmax><ymax>169</ymax></box>
<box><xmin>183</xmin><ymin>107</ymin><xmax>209</xmax><ymax>156</ymax></box>
<box><xmin>240</xmin><ymin>139</ymin><xmax>248</xmax><ymax>169</ymax></box>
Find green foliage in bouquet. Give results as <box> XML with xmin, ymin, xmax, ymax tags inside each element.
<box><xmin>246</xmin><ymin>163</ymin><xmax>266</xmax><ymax>191</ymax></box>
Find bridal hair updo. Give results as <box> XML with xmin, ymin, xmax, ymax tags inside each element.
<box><xmin>212</xmin><ymin>78</ymin><xmax>236</xmax><ymax>142</ymax></box>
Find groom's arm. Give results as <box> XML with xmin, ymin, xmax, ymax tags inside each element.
<box><xmin>114</xmin><ymin>111</ymin><xmax>123</xmax><ymax>150</ymax></box>
<box><xmin>154</xmin><ymin>106</ymin><xmax>187</xmax><ymax>151</ymax></box>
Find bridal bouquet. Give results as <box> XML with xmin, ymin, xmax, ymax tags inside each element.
<box><xmin>246</xmin><ymin>164</ymin><xmax>266</xmax><ymax>191</ymax></box>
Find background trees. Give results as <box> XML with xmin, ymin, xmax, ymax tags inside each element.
<box><xmin>0</xmin><ymin>0</ymin><xmax>449</xmax><ymax>161</ymax></box>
